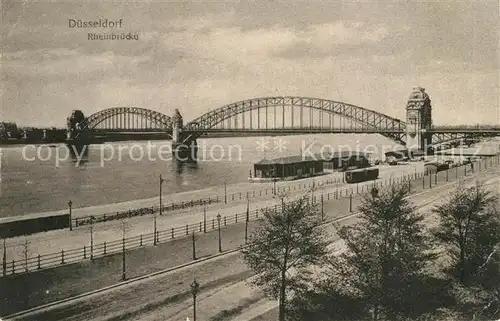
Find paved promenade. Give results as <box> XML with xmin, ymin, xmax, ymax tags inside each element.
<box><xmin>3</xmin><ymin>164</ymin><xmax>422</xmax><ymax>264</ymax></box>
<box><xmin>1</xmin><ymin>157</ymin><xmax>497</xmax><ymax>319</ymax></box>
<box><xmin>2</xmin><ymin>168</ymin><xmax>500</xmax><ymax>321</ymax></box>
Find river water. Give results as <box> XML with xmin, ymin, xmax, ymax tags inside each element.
<box><xmin>0</xmin><ymin>134</ymin><xmax>403</xmax><ymax>218</ymax></box>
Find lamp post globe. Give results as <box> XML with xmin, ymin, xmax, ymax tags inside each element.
<box><xmin>190</xmin><ymin>278</ymin><xmax>200</xmax><ymax>295</ymax></box>
<box><xmin>190</xmin><ymin>279</ymin><xmax>200</xmax><ymax>321</ymax></box>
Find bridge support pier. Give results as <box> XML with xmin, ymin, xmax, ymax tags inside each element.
<box><xmin>406</xmin><ymin>87</ymin><xmax>433</xmax><ymax>154</ymax></box>
<box><xmin>171</xmin><ymin>109</ymin><xmax>198</xmax><ymax>162</ymax></box>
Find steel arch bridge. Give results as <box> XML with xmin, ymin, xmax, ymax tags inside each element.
<box><xmin>69</xmin><ymin>99</ymin><xmax>500</xmax><ymax>148</ymax></box>
<box><xmin>80</xmin><ymin>107</ymin><xmax>172</xmax><ymax>131</ymax></box>
<box><xmin>184</xmin><ymin>96</ymin><xmax>407</xmax><ymax>145</ymax></box>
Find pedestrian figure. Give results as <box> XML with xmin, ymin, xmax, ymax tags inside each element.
<box><xmin>371</xmin><ymin>187</ymin><xmax>379</xmax><ymax>198</ymax></box>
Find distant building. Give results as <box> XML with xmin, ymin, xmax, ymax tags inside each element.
<box><xmin>0</xmin><ymin>122</ymin><xmax>19</xmax><ymax>138</ymax></box>
<box><xmin>319</xmin><ymin>151</ymin><xmax>371</xmax><ymax>171</ymax></box>
<box><xmin>385</xmin><ymin>149</ymin><xmax>425</xmax><ymax>162</ymax></box>
<box><xmin>251</xmin><ymin>155</ymin><xmax>324</xmax><ymax>182</ymax></box>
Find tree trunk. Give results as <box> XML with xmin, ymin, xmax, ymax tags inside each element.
<box><xmin>459</xmin><ymin>245</ymin><xmax>465</xmax><ymax>282</ymax></box>
<box><xmin>279</xmin><ymin>255</ymin><xmax>288</xmax><ymax>321</ymax></box>
<box><xmin>373</xmin><ymin>304</ymin><xmax>379</xmax><ymax>321</ymax></box>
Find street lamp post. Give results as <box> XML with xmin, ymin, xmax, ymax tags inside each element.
<box><xmin>2</xmin><ymin>238</ymin><xmax>6</xmax><ymax>277</ymax></box>
<box><xmin>224</xmin><ymin>181</ymin><xmax>227</xmax><ymax>204</ymax></box>
<box><xmin>321</xmin><ymin>194</ymin><xmax>324</xmax><ymax>221</ymax></box>
<box><xmin>192</xmin><ymin>231</ymin><xmax>196</xmax><ymax>260</ymax></box>
<box><xmin>217</xmin><ymin>213</ymin><xmax>222</xmax><ymax>252</ymax></box>
<box><xmin>153</xmin><ymin>210</ymin><xmax>157</xmax><ymax>245</ymax></box>
<box><xmin>156</xmin><ymin>175</ymin><xmax>166</xmax><ymax>245</ymax></box>
<box><xmin>190</xmin><ymin>279</ymin><xmax>200</xmax><ymax>321</ymax></box>
<box><xmin>90</xmin><ymin>217</ymin><xmax>94</xmax><ymax>260</ymax></box>
<box><xmin>122</xmin><ymin>221</ymin><xmax>126</xmax><ymax>281</ymax></box>
<box><xmin>68</xmin><ymin>200</ymin><xmax>73</xmax><ymax>231</ymax></box>
<box><xmin>349</xmin><ymin>192</ymin><xmax>352</xmax><ymax>212</ymax></box>
<box><xmin>245</xmin><ymin>200</ymin><xmax>250</xmax><ymax>244</ymax></box>
<box><xmin>159</xmin><ymin>175</ymin><xmax>165</xmax><ymax>216</ymax></box>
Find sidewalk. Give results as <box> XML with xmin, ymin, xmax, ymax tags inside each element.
<box><xmin>3</xmin><ymin>164</ymin><xmax>422</xmax><ymax>264</ymax></box>
<box><xmin>1</xmin><ymin>164</ymin><xmax>420</xmax><ymax>224</ymax></box>
<box><xmin>2</xmin><ymin>163</ymin><xmax>497</xmax><ymax>318</ymax></box>
<box><xmin>161</xmin><ymin>172</ymin><xmax>500</xmax><ymax>321</ymax></box>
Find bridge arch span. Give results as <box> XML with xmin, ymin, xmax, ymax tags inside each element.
<box><xmin>185</xmin><ymin>96</ymin><xmax>407</xmax><ymax>145</ymax></box>
<box><xmin>80</xmin><ymin>107</ymin><xmax>172</xmax><ymax>130</ymax></box>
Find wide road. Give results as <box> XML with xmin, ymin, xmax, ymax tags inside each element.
<box><xmin>4</xmin><ymin>159</ymin><xmax>498</xmax><ymax>321</ymax></box>
<box><xmin>116</xmin><ymin>171</ymin><xmax>500</xmax><ymax>321</ymax></box>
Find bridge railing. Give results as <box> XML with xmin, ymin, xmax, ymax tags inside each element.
<box><xmin>73</xmin><ymin>197</ymin><xmax>220</xmax><ymax>227</ymax></box>
<box><xmin>198</xmin><ymin>127</ymin><xmax>406</xmax><ymax>133</ymax></box>
<box><xmin>432</xmin><ymin>124</ymin><xmax>500</xmax><ymax>129</ymax></box>
<box><xmin>4</xmin><ymin>154</ymin><xmax>500</xmax><ymax>276</ymax></box>
<box><xmin>1</xmin><ymin>172</ymin><xmax>414</xmax><ymax>276</ymax></box>
<box><xmin>71</xmin><ymin>175</ymin><xmax>347</xmax><ymax>228</ymax></box>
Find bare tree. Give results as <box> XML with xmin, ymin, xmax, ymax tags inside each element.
<box><xmin>241</xmin><ymin>193</ymin><xmax>329</xmax><ymax>321</ymax></box>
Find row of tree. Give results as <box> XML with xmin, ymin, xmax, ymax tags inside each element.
<box><xmin>242</xmin><ymin>180</ymin><xmax>500</xmax><ymax>321</ymax></box>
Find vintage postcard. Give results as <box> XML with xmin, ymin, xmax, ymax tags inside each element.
<box><xmin>1</xmin><ymin>1</ymin><xmax>499</xmax><ymax>320</ymax></box>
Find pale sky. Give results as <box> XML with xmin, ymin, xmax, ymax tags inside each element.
<box><xmin>1</xmin><ymin>0</ymin><xmax>499</xmax><ymax>127</ymax></box>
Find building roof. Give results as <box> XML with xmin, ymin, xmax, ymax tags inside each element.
<box><xmin>385</xmin><ymin>149</ymin><xmax>425</xmax><ymax>157</ymax></box>
<box><xmin>255</xmin><ymin>155</ymin><xmax>322</xmax><ymax>165</ymax></box>
<box><xmin>254</xmin><ymin>158</ymin><xmax>277</xmax><ymax>165</ymax></box>
<box><xmin>346</xmin><ymin>167</ymin><xmax>378</xmax><ymax>173</ymax></box>
<box><xmin>315</xmin><ymin>150</ymin><xmax>370</xmax><ymax>160</ymax></box>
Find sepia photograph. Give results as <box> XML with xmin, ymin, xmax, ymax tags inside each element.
<box><xmin>0</xmin><ymin>0</ymin><xmax>499</xmax><ymax>320</ymax></box>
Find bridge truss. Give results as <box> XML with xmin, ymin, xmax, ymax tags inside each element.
<box><xmin>71</xmin><ymin>102</ymin><xmax>499</xmax><ymax>148</ymax></box>
<box><xmin>81</xmin><ymin>107</ymin><xmax>172</xmax><ymax>131</ymax></box>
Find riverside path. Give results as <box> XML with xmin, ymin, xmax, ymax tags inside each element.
<box><xmin>3</xmin><ymin>164</ymin><xmax>422</xmax><ymax>265</ymax></box>
<box><xmin>1</xmin><ymin>155</ymin><xmax>498</xmax><ymax>320</ymax></box>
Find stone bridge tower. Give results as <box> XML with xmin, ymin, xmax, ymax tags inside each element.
<box><xmin>406</xmin><ymin>87</ymin><xmax>432</xmax><ymax>151</ymax></box>
<box><xmin>171</xmin><ymin>108</ymin><xmax>183</xmax><ymax>145</ymax></box>
<box><xmin>171</xmin><ymin>109</ymin><xmax>198</xmax><ymax>162</ymax></box>
<box><xmin>66</xmin><ymin>110</ymin><xmax>86</xmax><ymax>140</ymax></box>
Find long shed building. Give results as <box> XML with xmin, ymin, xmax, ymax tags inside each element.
<box><xmin>251</xmin><ymin>155</ymin><xmax>324</xmax><ymax>182</ymax></box>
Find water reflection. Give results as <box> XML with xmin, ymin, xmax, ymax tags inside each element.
<box><xmin>2</xmin><ymin>134</ymin><xmax>405</xmax><ymax>216</ymax></box>
<box><xmin>174</xmin><ymin>159</ymin><xmax>184</xmax><ymax>174</ymax></box>
<box><xmin>173</xmin><ymin>159</ymin><xmax>198</xmax><ymax>174</ymax></box>
<box><xmin>67</xmin><ymin>143</ymin><xmax>89</xmax><ymax>165</ymax></box>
